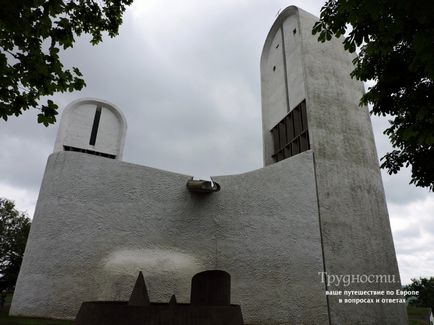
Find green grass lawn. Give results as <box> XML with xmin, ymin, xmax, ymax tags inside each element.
<box><xmin>0</xmin><ymin>295</ymin><xmax>73</xmax><ymax>325</ymax></box>
<box><xmin>409</xmin><ymin>321</ymin><xmax>430</xmax><ymax>325</ymax></box>
<box><xmin>1</xmin><ymin>294</ymin><xmax>431</xmax><ymax>325</ymax></box>
<box><xmin>407</xmin><ymin>306</ymin><xmax>431</xmax><ymax>325</ymax></box>
<box><xmin>408</xmin><ymin>306</ymin><xmax>432</xmax><ymax>317</ymax></box>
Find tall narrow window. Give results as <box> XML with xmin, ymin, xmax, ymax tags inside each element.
<box><xmin>89</xmin><ymin>106</ymin><xmax>102</xmax><ymax>145</ymax></box>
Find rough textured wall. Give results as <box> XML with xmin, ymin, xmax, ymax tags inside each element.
<box><xmin>11</xmin><ymin>150</ymin><xmax>328</xmax><ymax>324</ymax></box>
<box><xmin>298</xmin><ymin>7</ymin><xmax>407</xmax><ymax>324</ymax></box>
<box><xmin>260</xmin><ymin>6</ymin><xmax>306</xmax><ymax>166</ymax></box>
<box><xmin>261</xmin><ymin>6</ymin><xmax>406</xmax><ymax>324</ymax></box>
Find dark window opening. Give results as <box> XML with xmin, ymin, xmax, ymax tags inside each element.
<box><xmin>64</xmin><ymin>145</ymin><xmax>116</xmax><ymax>159</ymax></box>
<box><xmin>273</xmin><ymin>66</ymin><xmax>276</xmax><ymax>71</ymax></box>
<box><xmin>89</xmin><ymin>106</ymin><xmax>102</xmax><ymax>145</ymax></box>
<box><xmin>270</xmin><ymin>100</ymin><xmax>309</xmax><ymax>162</ymax></box>
<box><xmin>293</xmin><ymin>28</ymin><xmax>297</xmax><ymax>35</ymax></box>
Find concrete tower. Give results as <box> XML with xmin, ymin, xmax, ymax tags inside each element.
<box><xmin>261</xmin><ymin>6</ymin><xmax>407</xmax><ymax>324</ymax></box>
<box><xmin>11</xmin><ymin>6</ymin><xmax>407</xmax><ymax>325</ymax></box>
<box><xmin>54</xmin><ymin>98</ymin><xmax>127</xmax><ymax>159</ymax></box>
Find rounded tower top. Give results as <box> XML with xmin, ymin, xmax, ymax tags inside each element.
<box><xmin>53</xmin><ymin>98</ymin><xmax>127</xmax><ymax>160</ymax></box>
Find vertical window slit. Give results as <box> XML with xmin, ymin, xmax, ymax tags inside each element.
<box><xmin>89</xmin><ymin>106</ymin><xmax>102</xmax><ymax>145</ymax></box>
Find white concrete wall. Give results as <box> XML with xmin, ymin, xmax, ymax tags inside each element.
<box><xmin>11</xmin><ymin>6</ymin><xmax>408</xmax><ymax>325</ymax></box>
<box><xmin>260</xmin><ymin>7</ymin><xmax>306</xmax><ymax>166</ymax></box>
<box><xmin>282</xmin><ymin>14</ymin><xmax>305</xmax><ymax>110</ymax></box>
<box><xmin>54</xmin><ymin>98</ymin><xmax>127</xmax><ymax>159</ymax></box>
<box><xmin>261</xmin><ymin>6</ymin><xmax>407</xmax><ymax>324</ymax></box>
<box><xmin>11</xmin><ymin>150</ymin><xmax>328</xmax><ymax>324</ymax></box>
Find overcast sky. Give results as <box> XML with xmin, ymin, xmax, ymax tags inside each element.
<box><xmin>0</xmin><ymin>0</ymin><xmax>432</xmax><ymax>285</ymax></box>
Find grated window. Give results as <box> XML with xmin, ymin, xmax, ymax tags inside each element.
<box><xmin>271</xmin><ymin>100</ymin><xmax>309</xmax><ymax>162</ymax></box>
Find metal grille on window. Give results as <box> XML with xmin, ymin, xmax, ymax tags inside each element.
<box><xmin>271</xmin><ymin>100</ymin><xmax>309</xmax><ymax>162</ymax></box>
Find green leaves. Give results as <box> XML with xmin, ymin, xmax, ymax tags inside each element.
<box><xmin>37</xmin><ymin>100</ymin><xmax>58</xmax><ymax>126</ymax></box>
<box><xmin>403</xmin><ymin>277</ymin><xmax>434</xmax><ymax>308</ymax></box>
<box><xmin>0</xmin><ymin>198</ymin><xmax>31</xmax><ymax>292</ymax></box>
<box><xmin>312</xmin><ymin>21</ymin><xmax>334</xmax><ymax>42</ymax></box>
<box><xmin>0</xmin><ymin>0</ymin><xmax>134</xmax><ymax>125</ymax></box>
<box><xmin>313</xmin><ymin>0</ymin><xmax>434</xmax><ymax>190</ymax></box>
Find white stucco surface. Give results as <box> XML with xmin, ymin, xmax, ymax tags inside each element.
<box><xmin>53</xmin><ymin>98</ymin><xmax>127</xmax><ymax>159</ymax></box>
<box><xmin>11</xmin><ymin>150</ymin><xmax>328</xmax><ymax>324</ymax></box>
<box><xmin>261</xmin><ymin>6</ymin><xmax>407</xmax><ymax>324</ymax></box>
<box><xmin>11</xmin><ymin>5</ymin><xmax>407</xmax><ymax>325</ymax></box>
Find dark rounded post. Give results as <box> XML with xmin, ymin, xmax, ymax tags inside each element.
<box><xmin>190</xmin><ymin>270</ymin><xmax>231</xmax><ymax>306</ymax></box>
